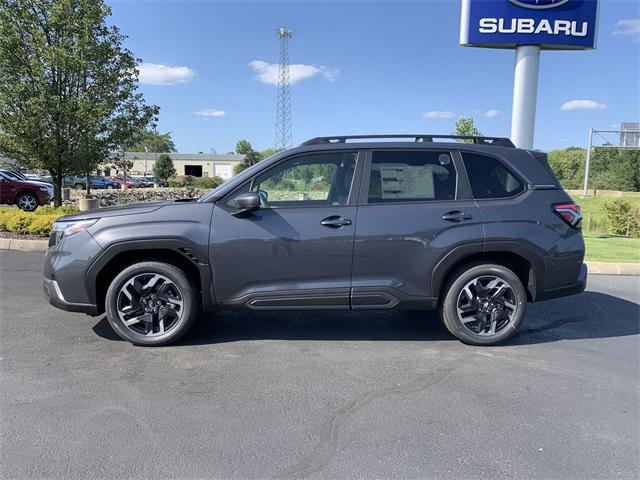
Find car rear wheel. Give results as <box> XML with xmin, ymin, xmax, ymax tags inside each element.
<box><xmin>440</xmin><ymin>263</ymin><xmax>527</xmax><ymax>346</ymax></box>
<box><xmin>16</xmin><ymin>192</ymin><xmax>38</xmax><ymax>212</ymax></box>
<box><xmin>105</xmin><ymin>262</ymin><xmax>198</xmax><ymax>346</ymax></box>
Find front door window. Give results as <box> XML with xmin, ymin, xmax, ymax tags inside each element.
<box><xmin>228</xmin><ymin>152</ymin><xmax>358</xmax><ymax>209</ymax></box>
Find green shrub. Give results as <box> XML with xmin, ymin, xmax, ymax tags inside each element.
<box><xmin>167</xmin><ymin>175</ymin><xmax>195</xmax><ymax>187</ymax></box>
<box><xmin>167</xmin><ymin>175</ymin><xmax>224</xmax><ymax>189</ymax></box>
<box><xmin>605</xmin><ymin>199</ymin><xmax>640</xmax><ymax>237</ymax></box>
<box><xmin>35</xmin><ymin>205</ymin><xmax>78</xmax><ymax>216</ymax></box>
<box><xmin>4</xmin><ymin>211</ymin><xmax>32</xmax><ymax>234</ymax></box>
<box><xmin>192</xmin><ymin>176</ymin><xmax>224</xmax><ymax>189</ymax></box>
<box><xmin>0</xmin><ymin>206</ymin><xmax>77</xmax><ymax>236</ymax></box>
<box><xmin>26</xmin><ymin>214</ymin><xmax>59</xmax><ymax>235</ymax></box>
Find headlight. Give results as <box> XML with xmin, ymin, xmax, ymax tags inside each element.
<box><xmin>52</xmin><ymin>219</ymin><xmax>98</xmax><ymax>236</ymax></box>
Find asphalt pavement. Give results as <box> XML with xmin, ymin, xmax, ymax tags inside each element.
<box><xmin>1</xmin><ymin>250</ymin><xmax>639</xmax><ymax>479</ymax></box>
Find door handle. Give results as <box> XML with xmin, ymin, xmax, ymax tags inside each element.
<box><xmin>321</xmin><ymin>216</ymin><xmax>352</xmax><ymax>228</ymax></box>
<box><xmin>442</xmin><ymin>210</ymin><xmax>472</xmax><ymax>222</ymax></box>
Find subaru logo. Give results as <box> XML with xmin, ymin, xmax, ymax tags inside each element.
<box><xmin>509</xmin><ymin>0</ymin><xmax>569</xmax><ymax>9</ymax></box>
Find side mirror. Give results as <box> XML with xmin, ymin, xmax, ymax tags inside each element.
<box><xmin>231</xmin><ymin>191</ymin><xmax>261</xmax><ymax>217</ymax></box>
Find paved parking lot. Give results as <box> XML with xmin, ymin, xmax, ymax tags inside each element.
<box><xmin>1</xmin><ymin>250</ymin><xmax>639</xmax><ymax>479</ymax></box>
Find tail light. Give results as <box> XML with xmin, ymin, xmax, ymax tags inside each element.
<box><xmin>553</xmin><ymin>203</ymin><xmax>582</xmax><ymax>229</ymax></box>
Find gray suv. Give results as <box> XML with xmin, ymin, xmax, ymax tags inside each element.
<box><xmin>43</xmin><ymin>135</ymin><xmax>587</xmax><ymax>346</ymax></box>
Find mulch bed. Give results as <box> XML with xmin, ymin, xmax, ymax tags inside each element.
<box><xmin>0</xmin><ymin>231</ymin><xmax>49</xmax><ymax>241</ymax></box>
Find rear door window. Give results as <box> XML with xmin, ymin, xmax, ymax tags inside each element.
<box><xmin>367</xmin><ymin>150</ymin><xmax>456</xmax><ymax>203</ymax></box>
<box><xmin>461</xmin><ymin>152</ymin><xmax>524</xmax><ymax>199</ymax></box>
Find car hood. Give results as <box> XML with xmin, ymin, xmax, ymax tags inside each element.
<box><xmin>59</xmin><ymin>201</ymin><xmax>174</xmax><ymax>221</ymax></box>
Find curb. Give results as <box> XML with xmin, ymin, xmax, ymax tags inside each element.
<box><xmin>585</xmin><ymin>261</ymin><xmax>640</xmax><ymax>276</ymax></box>
<box><xmin>0</xmin><ymin>239</ymin><xmax>638</xmax><ymax>275</ymax></box>
<box><xmin>0</xmin><ymin>238</ymin><xmax>48</xmax><ymax>252</ymax></box>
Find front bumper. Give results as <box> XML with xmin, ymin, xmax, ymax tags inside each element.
<box><xmin>43</xmin><ymin>277</ymin><xmax>98</xmax><ymax>315</ymax></box>
<box><xmin>535</xmin><ymin>262</ymin><xmax>588</xmax><ymax>302</ymax></box>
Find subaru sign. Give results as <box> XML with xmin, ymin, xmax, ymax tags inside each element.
<box><xmin>460</xmin><ymin>0</ymin><xmax>599</xmax><ymax>50</ymax></box>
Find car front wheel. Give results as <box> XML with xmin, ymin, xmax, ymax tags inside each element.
<box><xmin>105</xmin><ymin>262</ymin><xmax>198</xmax><ymax>346</ymax></box>
<box><xmin>440</xmin><ymin>263</ymin><xmax>527</xmax><ymax>346</ymax></box>
<box><xmin>16</xmin><ymin>192</ymin><xmax>39</xmax><ymax>212</ymax></box>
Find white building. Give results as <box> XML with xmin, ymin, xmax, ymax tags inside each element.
<box><xmin>124</xmin><ymin>152</ymin><xmax>246</xmax><ymax>180</ymax></box>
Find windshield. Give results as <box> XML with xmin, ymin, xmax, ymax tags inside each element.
<box><xmin>2</xmin><ymin>170</ymin><xmax>26</xmax><ymax>181</ymax></box>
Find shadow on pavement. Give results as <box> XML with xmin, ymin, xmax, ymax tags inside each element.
<box><xmin>92</xmin><ymin>291</ymin><xmax>639</xmax><ymax>347</ymax></box>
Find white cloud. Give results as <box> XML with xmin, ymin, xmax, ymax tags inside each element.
<box><xmin>613</xmin><ymin>19</ymin><xmax>640</xmax><ymax>41</ymax></box>
<box><xmin>422</xmin><ymin>111</ymin><xmax>456</xmax><ymax>119</ymax></box>
<box><xmin>138</xmin><ymin>63</ymin><xmax>196</xmax><ymax>86</ymax></box>
<box><xmin>194</xmin><ymin>109</ymin><xmax>226</xmax><ymax>118</ymax></box>
<box><xmin>482</xmin><ymin>109</ymin><xmax>501</xmax><ymax>118</ymax></box>
<box><xmin>248</xmin><ymin>60</ymin><xmax>337</xmax><ymax>86</ymax></box>
<box><xmin>561</xmin><ymin>99</ymin><xmax>608</xmax><ymax>111</ymax></box>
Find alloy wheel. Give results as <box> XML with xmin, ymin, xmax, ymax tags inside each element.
<box><xmin>456</xmin><ymin>275</ymin><xmax>518</xmax><ymax>336</ymax></box>
<box><xmin>116</xmin><ymin>273</ymin><xmax>184</xmax><ymax>337</ymax></box>
<box><xmin>17</xmin><ymin>194</ymin><xmax>37</xmax><ymax>211</ymax></box>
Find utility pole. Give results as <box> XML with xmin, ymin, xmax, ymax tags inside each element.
<box><xmin>275</xmin><ymin>27</ymin><xmax>293</xmax><ymax>150</ymax></box>
<box><xmin>583</xmin><ymin>128</ymin><xmax>593</xmax><ymax>197</ymax></box>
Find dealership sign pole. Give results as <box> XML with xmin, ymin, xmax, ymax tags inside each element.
<box><xmin>460</xmin><ymin>0</ymin><xmax>600</xmax><ymax>150</ymax></box>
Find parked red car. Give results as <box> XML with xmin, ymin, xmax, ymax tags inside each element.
<box><xmin>108</xmin><ymin>176</ymin><xmax>137</xmax><ymax>189</ymax></box>
<box><xmin>0</xmin><ymin>170</ymin><xmax>51</xmax><ymax>211</ymax></box>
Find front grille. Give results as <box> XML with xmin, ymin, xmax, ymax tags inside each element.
<box><xmin>48</xmin><ymin>231</ymin><xmax>60</xmax><ymax>248</ymax></box>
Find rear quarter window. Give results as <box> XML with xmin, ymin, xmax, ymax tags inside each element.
<box><xmin>462</xmin><ymin>152</ymin><xmax>524</xmax><ymax>199</ymax></box>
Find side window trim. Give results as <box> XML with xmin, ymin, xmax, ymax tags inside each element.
<box><xmin>360</xmin><ymin>148</ymin><xmax>462</xmax><ymax>206</ymax></box>
<box><xmin>223</xmin><ymin>150</ymin><xmax>363</xmax><ymax>209</ymax></box>
<box><xmin>459</xmin><ymin>150</ymin><xmax>527</xmax><ymax>201</ymax></box>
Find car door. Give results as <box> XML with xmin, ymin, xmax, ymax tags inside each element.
<box><xmin>351</xmin><ymin>148</ymin><xmax>483</xmax><ymax>308</ymax></box>
<box><xmin>0</xmin><ymin>172</ymin><xmax>15</xmax><ymax>203</ymax></box>
<box><xmin>210</xmin><ymin>150</ymin><xmax>362</xmax><ymax>308</ymax></box>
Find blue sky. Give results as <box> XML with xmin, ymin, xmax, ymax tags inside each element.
<box><xmin>108</xmin><ymin>0</ymin><xmax>640</xmax><ymax>153</ymax></box>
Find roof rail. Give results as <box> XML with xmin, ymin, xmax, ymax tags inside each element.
<box><xmin>301</xmin><ymin>134</ymin><xmax>515</xmax><ymax>148</ymax></box>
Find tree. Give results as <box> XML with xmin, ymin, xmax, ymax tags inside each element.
<box><xmin>232</xmin><ymin>162</ymin><xmax>248</xmax><ymax>176</ymax></box>
<box><xmin>128</xmin><ymin>129</ymin><xmax>176</xmax><ymax>153</ymax></box>
<box><xmin>548</xmin><ymin>148</ymin><xmax>585</xmax><ymax>190</ymax></box>
<box><xmin>153</xmin><ymin>153</ymin><xmax>176</xmax><ymax>180</ymax></box>
<box><xmin>259</xmin><ymin>147</ymin><xmax>280</xmax><ymax>159</ymax></box>
<box><xmin>235</xmin><ymin>139</ymin><xmax>260</xmax><ymax>166</ymax></box>
<box><xmin>453</xmin><ymin>117</ymin><xmax>482</xmax><ymax>142</ymax></box>
<box><xmin>0</xmin><ymin>0</ymin><xmax>158</xmax><ymax>205</ymax></box>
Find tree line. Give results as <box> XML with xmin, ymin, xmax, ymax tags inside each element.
<box><xmin>548</xmin><ymin>147</ymin><xmax>640</xmax><ymax>192</ymax></box>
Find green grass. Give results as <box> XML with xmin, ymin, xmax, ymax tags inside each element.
<box><xmin>583</xmin><ymin>233</ymin><xmax>640</xmax><ymax>263</ymax></box>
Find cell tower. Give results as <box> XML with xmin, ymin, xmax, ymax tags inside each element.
<box><xmin>275</xmin><ymin>27</ymin><xmax>293</xmax><ymax>150</ymax></box>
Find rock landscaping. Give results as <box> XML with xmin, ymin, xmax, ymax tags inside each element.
<box><xmin>67</xmin><ymin>187</ymin><xmax>207</xmax><ymax>207</ymax></box>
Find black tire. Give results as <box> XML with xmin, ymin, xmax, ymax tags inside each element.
<box><xmin>16</xmin><ymin>192</ymin><xmax>39</xmax><ymax>212</ymax></box>
<box><xmin>439</xmin><ymin>263</ymin><xmax>527</xmax><ymax>346</ymax></box>
<box><xmin>105</xmin><ymin>262</ymin><xmax>198</xmax><ymax>346</ymax></box>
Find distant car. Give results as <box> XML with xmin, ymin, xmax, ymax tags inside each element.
<box><xmin>65</xmin><ymin>175</ymin><xmax>118</xmax><ymax>190</ymax></box>
<box><xmin>1</xmin><ymin>169</ymin><xmax>54</xmax><ymax>201</ymax></box>
<box><xmin>132</xmin><ymin>177</ymin><xmax>153</xmax><ymax>188</ymax></box>
<box><xmin>109</xmin><ymin>176</ymin><xmax>137</xmax><ymax>188</ymax></box>
<box><xmin>0</xmin><ymin>170</ymin><xmax>51</xmax><ymax>211</ymax></box>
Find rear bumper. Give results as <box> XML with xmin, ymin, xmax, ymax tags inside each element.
<box><xmin>43</xmin><ymin>277</ymin><xmax>98</xmax><ymax>315</ymax></box>
<box><xmin>535</xmin><ymin>262</ymin><xmax>587</xmax><ymax>302</ymax></box>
